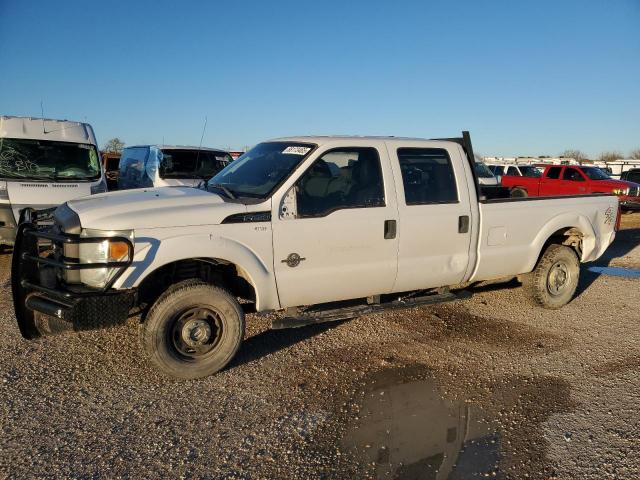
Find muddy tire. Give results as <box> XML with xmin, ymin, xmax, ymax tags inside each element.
<box><xmin>140</xmin><ymin>280</ymin><xmax>244</xmax><ymax>379</ymax></box>
<box><xmin>510</xmin><ymin>187</ymin><xmax>528</xmax><ymax>198</ymax></box>
<box><xmin>523</xmin><ymin>244</ymin><xmax>580</xmax><ymax>309</ymax></box>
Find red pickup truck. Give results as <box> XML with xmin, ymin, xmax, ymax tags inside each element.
<box><xmin>501</xmin><ymin>165</ymin><xmax>640</xmax><ymax>210</ymax></box>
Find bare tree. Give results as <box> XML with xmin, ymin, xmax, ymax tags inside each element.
<box><xmin>103</xmin><ymin>138</ymin><xmax>125</xmax><ymax>154</ymax></box>
<box><xmin>630</xmin><ymin>149</ymin><xmax>640</xmax><ymax>160</ymax></box>
<box><xmin>561</xmin><ymin>150</ymin><xmax>588</xmax><ymax>162</ymax></box>
<box><xmin>598</xmin><ymin>151</ymin><xmax>623</xmax><ymax>163</ymax></box>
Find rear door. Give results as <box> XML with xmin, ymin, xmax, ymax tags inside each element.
<box><xmin>385</xmin><ymin>141</ymin><xmax>473</xmax><ymax>292</ymax></box>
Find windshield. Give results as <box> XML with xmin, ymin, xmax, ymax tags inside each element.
<box><xmin>160</xmin><ymin>149</ymin><xmax>231</xmax><ymax>179</ymax></box>
<box><xmin>581</xmin><ymin>167</ymin><xmax>610</xmax><ymax>180</ymax></box>
<box><xmin>208</xmin><ymin>142</ymin><xmax>316</xmax><ymax>198</ymax></box>
<box><xmin>0</xmin><ymin>137</ymin><xmax>101</xmax><ymax>181</ymax></box>
<box><xmin>519</xmin><ymin>166</ymin><xmax>542</xmax><ymax>177</ymax></box>
<box><xmin>474</xmin><ymin>162</ymin><xmax>495</xmax><ymax>178</ymax></box>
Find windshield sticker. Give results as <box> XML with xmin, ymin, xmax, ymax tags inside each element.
<box><xmin>282</xmin><ymin>146</ymin><xmax>311</xmax><ymax>155</ymax></box>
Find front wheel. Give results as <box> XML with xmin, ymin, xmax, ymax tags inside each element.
<box><xmin>523</xmin><ymin>244</ymin><xmax>580</xmax><ymax>309</ymax></box>
<box><xmin>140</xmin><ymin>280</ymin><xmax>245</xmax><ymax>379</ymax></box>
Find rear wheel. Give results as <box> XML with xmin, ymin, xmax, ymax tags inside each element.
<box><xmin>510</xmin><ymin>187</ymin><xmax>528</xmax><ymax>198</ymax></box>
<box><xmin>523</xmin><ymin>244</ymin><xmax>580</xmax><ymax>309</ymax></box>
<box><xmin>140</xmin><ymin>280</ymin><xmax>244</xmax><ymax>379</ymax></box>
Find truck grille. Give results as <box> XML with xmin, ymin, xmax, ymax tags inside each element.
<box><xmin>629</xmin><ymin>186</ymin><xmax>639</xmax><ymax>197</ymax></box>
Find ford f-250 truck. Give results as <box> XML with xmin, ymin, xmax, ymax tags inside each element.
<box><xmin>12</xmin><ymin>132</ymin><xmax>619</xmax><ymax>379</ymax></box>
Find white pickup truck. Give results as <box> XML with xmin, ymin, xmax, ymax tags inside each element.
<box><xmin>12</xmin><ymin>132</ymin><xmax>619</xmax><ymax>379</ymax></box>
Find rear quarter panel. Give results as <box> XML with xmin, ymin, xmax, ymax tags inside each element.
<box><xmin>470</xmin><ymin>195</ymin><xmax>618</xmax><ymax>282</ymax></box>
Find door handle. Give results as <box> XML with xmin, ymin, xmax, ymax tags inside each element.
<box><xmin>384</xmin><ymin>220</ymin><xmax>396</xmax><ymax>239</ymax></box>
<box><xmin>458</xmin><ymin>215</ymin><xmax>470</xmax><ymax>233</ymax></box>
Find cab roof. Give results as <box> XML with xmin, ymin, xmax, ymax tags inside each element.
<box><xmin>0</xmin><ymin>115</ymin><xmax>97</xmax><ymax>145</ymax></box>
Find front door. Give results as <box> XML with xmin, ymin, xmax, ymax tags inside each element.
<box><xmin>272</xmin><ymin>145</ymin><xmax>399</xmax><ymax>308</ymax></box>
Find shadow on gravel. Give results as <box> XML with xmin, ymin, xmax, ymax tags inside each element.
<box><xmin>229</xmin><ymin>322</ymin><xmax>342</xmax><ymax>369</ymax></box>
<box><xmin>394</xmin><ymin>303</ymin><xmax>567</xmax><ymax>353</ymax></box>
<box><xmin>575</xmin><ymin>227</ymin><xmax>640</xmax><ymax>298</ymax></box>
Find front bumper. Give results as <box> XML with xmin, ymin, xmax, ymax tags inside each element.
<box><xmin>12</xmin><ymin>208</ymin><xmax>136</xmax><ymax>339</ymax></box>
<box><xmin>620</xmin><ymin>200</ymin><xmax>640</xmax><ymax>211</ymax></box>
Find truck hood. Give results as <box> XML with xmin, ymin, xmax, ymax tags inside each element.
<box><xmin>66</xmin><ymin>187</ymin><xmax>246</xmax><ymax>230</ymax></box>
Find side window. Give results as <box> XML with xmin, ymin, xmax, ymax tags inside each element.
<box><xmin>546</xmin><ymin>167</ymin><xmax>562</xmax><ymax>179</ymax></box>
<box><xmin>629</xmin><ymin>172</ymin><xmax>640</xmax><ymax>183</ymax></box>
<box><xmin>563</xmin><ymin>168</ymin><xmax>584</xmax><ymax>181</ymax></box>
<box><xmin>397</xmin><ymin>148</ymin><xmax>458</xmax><ymax>205</ymax></box>
<box><xmin>296</xmin><ymin>147</ymin><xmax>384</xmax><ymax>217</ymax></box>
<box><xmin>506</xmin><ymin>166</ymin><xmax>519</xmax><ymax>176</ymax></box>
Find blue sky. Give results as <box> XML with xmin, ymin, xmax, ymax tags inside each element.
<box><xmin>1</xmin><ymin>0</ymin><xmax>638</xmax><ymax>157</ymax></box>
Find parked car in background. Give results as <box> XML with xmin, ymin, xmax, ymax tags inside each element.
<box><xmin>12</xmin><ymin>132</ymin><xmax>619</xmax><ymax>379</ymax></box>
<box><xmin>101</xmin><ymin>151</ymin><xmax>120</xmax><ymax>191</ymax></box>
<box><xmin>118</xmin><ymin>145</ymin><xmax>232</xmax><ymax>190</ymax></box>
<box><xmin>474</xmin><ymin>160</ymin><xmax>499</xmax><ymax>186</ymax></box>
<box><xmin>488</xmin><ymin>164</ymin><xmax>542</xmax><ymax>178</ymax></box>
<box><xmin>621</xmin><ymin>168</ymin><xmax>640</xmax><ymax>184</ymax></box>
<box><xmin>501</xmin><ymin>164</ymin><xmax>640</xmax><ymax>209</ymax></box>
<box><xmin>0</xmin><ymin>116</ymin><xmax>107</xmax><ymax>246</ymax></box>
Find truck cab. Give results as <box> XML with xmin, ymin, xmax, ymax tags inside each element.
<box><xmin>0</xmin><ymin>116</ymin><xmax>107</xmax><ymax>246</ymax></box>
<box><xmin>12</xmin><ymin>133</ymin><xmax>618</xmax><ymax>379</ymax></box>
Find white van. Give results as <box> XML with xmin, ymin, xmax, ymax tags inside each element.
<box><xmin>118</xmin><ymin>145</ymin><xmax>231</xmax><ymax>190</ymax></box>
<box><xmin>0</xmin><ymin>116</ymin><xmax>107</xmax><ymax>246</ymax></box>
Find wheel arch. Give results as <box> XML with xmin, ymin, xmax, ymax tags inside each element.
<box><xmin>114</xmin><ymin>234</ymin><xmax>280</xmax><ymax>311</ymax></box>
<box><xmin>527</xmin><ymin>213</ymin><xmax>596</xmax><ymax>272</ymax></box>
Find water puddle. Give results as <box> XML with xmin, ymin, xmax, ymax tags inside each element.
<box><xmin>587</xmin><ymin>265</ymin><xmax>640</xmax><ymax>279</ymax></box>
<box><xmin>342</xmin><ymin>370</ymin><xmax>501</xmax><ymax>479</ymax></box>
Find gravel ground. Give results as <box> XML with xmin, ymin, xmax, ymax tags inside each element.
<box><xmin>1</xmin><ymin>215</ymin><xmax>639</xmax><ymax>479</ymax></box>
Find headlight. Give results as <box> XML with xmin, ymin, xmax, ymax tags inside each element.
<box><xmin>612</xmin><ymin>188</ymin><xmax>629</xmax><ymax>196</ymax></box>
<box><xmin>76</xmin><ymin>228</ymin><xmax>134</xmax><ymax>288</ymax></box>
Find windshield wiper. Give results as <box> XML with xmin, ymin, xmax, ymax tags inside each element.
<box><xmin>209</xmin><ymin>183</ymin><xmax>236</xmax><ymax>199</ymax></box>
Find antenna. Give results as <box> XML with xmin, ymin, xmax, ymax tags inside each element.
<box><xmin>40</xmin><ymin>100</ymin><xmax>46</xmax><ymax>134</ymax></box>
<box><xmin>195</xmin><ymin>116</ymin><xmax>208</xmax><ymax>188</ymax></box>
<box><xmin>195</xmin><ymin>116</ymin><xmax>207</xmax><ymax>167</ymax></box>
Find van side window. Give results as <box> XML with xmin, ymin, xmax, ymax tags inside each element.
<box><xmin>397</xmin><ymin>148</ymin><xmax>458</xmax><ymax>205</ymax></box>
<box><xmin>546</xmin><ymin>167</ymin><xmax>562</xmax><ymax>179</ymax></box>
<box><xmin>506</xmin><ymin>166</ymin><xmax>519</xmax><ymax>176</ymax></box>
<box><xmin>563</xmin><ymin>168</ymin><xmax>585</xmax><ymax>181</ymax></box>
<box><xmin>296</xmin><ymin>147</ymin><xmax>385</xmax><ymax>217</ymax></box>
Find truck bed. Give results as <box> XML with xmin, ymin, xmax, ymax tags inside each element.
<box><xmin>470</xmin><ymin>194</ymin><xmax>618</xmax><ymax>282</ymax></box>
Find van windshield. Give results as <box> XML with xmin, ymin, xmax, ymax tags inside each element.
<box><xmin>159</xmin><ymin>149</ymin><xmax>231</xmax><ymax>179</ymax></box>
<box><xmin>208</xmin><ymin>142</ymin><xmax>316</xmax><ymax>198</ymax></box>
<box><xmin>0</xmin><ymin>138</ymin><xmax>101</xmax><ymax>181</ymax></box>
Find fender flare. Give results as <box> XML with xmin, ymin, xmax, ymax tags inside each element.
<box><xmin>527</xmin><ymin>212</ymin><xmax>597</xmax><ymax>272</ymax></box>
<box><xmin>113</xmin><ymin>233</ymin><xmax>280</xmax><ymax>311</ymax></box>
